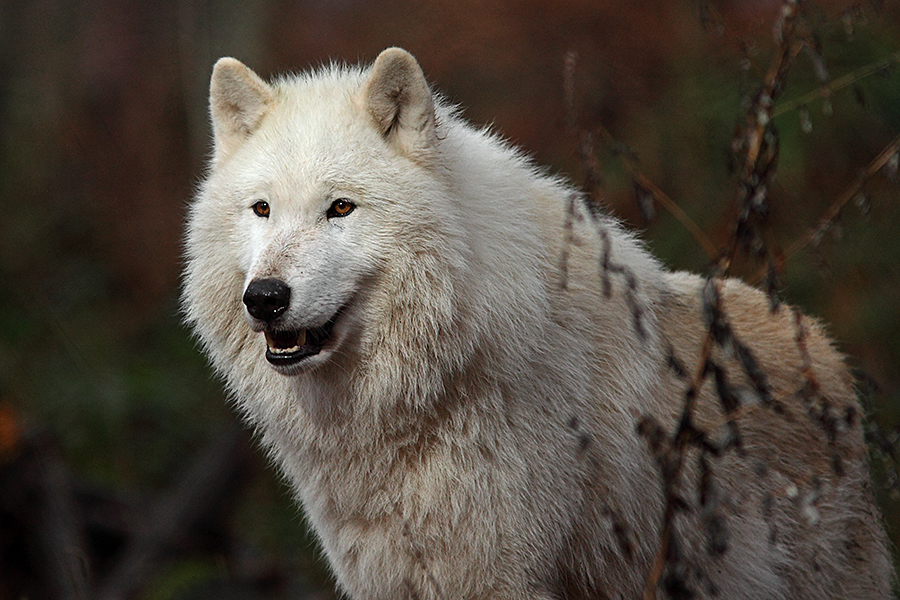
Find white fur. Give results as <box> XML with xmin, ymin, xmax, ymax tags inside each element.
<box><xmin>183</xmin><ymin>49</ymin><xmax>893</xmax><ymax>599</ymax></box>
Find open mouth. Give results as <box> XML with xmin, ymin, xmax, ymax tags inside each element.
<box><xmin>263</xmin><ymin>309</ymin><xmax>342</xmax><ymax>367</ymax></box>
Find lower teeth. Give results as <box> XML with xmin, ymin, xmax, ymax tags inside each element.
<box><xmin>270</xmin><ymin>345</ymin><xmax>299</xmax><ymax>354</ymax></box>
<box><xmin>266</xmin><ymin>329</ymin><xmax>307</xmax><ymax>354</ymax></box>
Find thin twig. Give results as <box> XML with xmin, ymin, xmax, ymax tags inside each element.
<box><xmin>719</xmin><ymin>0</ymin><xmax>803</xmax><ymax>274</ymax></box>
<box><xmin>564</xmin><ymin>49</ymin><xmax>717</xmax><ymax>259</ymax></box>
<box><xmin>773</xmin><ymin>51</ymin><xmax>900</xmax><ymax>119</ymax></box>
<box><xmin>594</xmin><ymin>126</ymin><xmax>719</xmax><ymax>259</ymax></box>
<box><xmin>783</xmin><ymin>131</ymin><xmax>900</xmax><ymax>260</ymax></box>
<box><xmin>641</xmin><ymin>330</ymin><xmax>715</xmax><ymax>600</ymax></box>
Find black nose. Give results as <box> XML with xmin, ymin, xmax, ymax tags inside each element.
<box><xmin>243</xmin><ymin>278</ymin><xmax>291</xmax><ymax>322</ymax></box>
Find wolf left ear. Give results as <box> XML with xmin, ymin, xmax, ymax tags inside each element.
<box><xmin>209</xmin><ymin>57</ymin><xmax>274</xmax><ymax>164</ymax></box>
<box><xmin>362</xmin><ymin>48</ymin><xmax>437</xmax><ymax>160</ymax></box>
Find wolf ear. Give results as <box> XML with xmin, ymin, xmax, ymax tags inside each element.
<box><xmin>362</xmin><ymin>48</ymin><xmax>436</xmax><ymax>159</ymax></box>
<box><xmin>209</xmin><ymin>58</ymin><xmax>274</xmax><ymax>164</ymax></box>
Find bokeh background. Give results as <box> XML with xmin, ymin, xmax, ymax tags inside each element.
<box><xmin>1</xmin><ymin>1</ymin><xmax>899</xmax><ymax>598</ymax></box>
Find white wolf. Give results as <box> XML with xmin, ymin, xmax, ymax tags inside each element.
<box><xmin>183</xmin><ymin>48</ymin><xmax>893</xmax><ymax>599</ymax></box>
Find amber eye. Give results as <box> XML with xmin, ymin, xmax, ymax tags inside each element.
<box><xmin>327</xmin><ymin>199</ymin><xmax>356</xmax><ymax>218</ymax></box>
<box><xmin>252</xmin><ymin>200</ymin><xmax>270</xmax><ymax>218</ymax></box>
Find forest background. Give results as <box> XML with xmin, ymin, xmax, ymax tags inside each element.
<box><xmin>1</xmin><ymin>0</ymin><xmax>899</xmax><ymax>598</ymax></box>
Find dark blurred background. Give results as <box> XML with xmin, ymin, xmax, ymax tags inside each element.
<box><xmin>1</xmin><ymin>1</ymin><xmax>898</xmax><ymax>598</ymax></box>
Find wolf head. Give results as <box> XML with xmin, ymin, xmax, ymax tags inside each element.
<box><xmin>184</xmin><ymin>48</ymin><xmax>500</xmax><ymax>415</ymax></box>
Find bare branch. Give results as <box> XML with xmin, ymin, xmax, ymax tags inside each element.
<box><xmin>784</xmin><ymin>132</ymin><xmax>900</xmax><ymax>260</ymax></box>
<box><xmin>773</xmin><ymin>51</ymin><xmax>900</xmax><ymax>119</ymax></box>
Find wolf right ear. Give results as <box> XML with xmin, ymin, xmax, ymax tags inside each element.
<box><xmin>209</xmin><ymin>58</ymin><xmax>274</xmax><ymax>164</ymax></box>
<box><xmin>362</xmin><ymin>48</ymin><xmax>437</xmax><ymax>161</ymax></box>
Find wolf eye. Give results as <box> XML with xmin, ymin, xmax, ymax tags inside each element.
<box><xmin>327</xmin><ymin>199</ymin><xmax>356</xmax><ymax>218</ymax></box>
<box><xmin>252</xmin><ymin>200</ymin><xmax>270</xmax><ymax>218</ymax></box>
